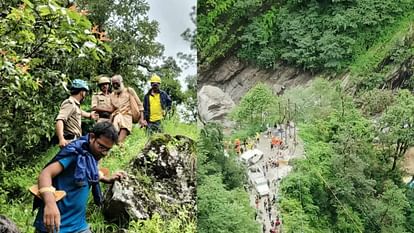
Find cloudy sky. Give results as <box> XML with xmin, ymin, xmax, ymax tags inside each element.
<box><xmin>147</xmin><ymin>0</ymin><xmax>196</xmax><ymax>88</ymax></box>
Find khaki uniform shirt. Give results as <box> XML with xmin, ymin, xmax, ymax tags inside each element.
<box><xmin>55</xmin><ymin>96</ymin><xmax>82</xmax><ymax>137</ymax></box>
<box><xmin>91</xmin><ymin>91</ymin><xmax>112</xmax><ymax>110</ymax></box>
<box><xmin>110</xmin><ymin>87</ymin><xmax>143</xmax><ymax>115</ymax></box>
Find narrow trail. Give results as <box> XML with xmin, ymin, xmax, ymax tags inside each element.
<box><xmin>246</xmin><ymin>124</ymin><xmax>304</xmax><ymax>233</ymax></box>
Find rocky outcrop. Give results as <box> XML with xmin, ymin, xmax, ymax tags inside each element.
<box><xmin>198</xmin><ymin>85</ymin><xmax>235</xmax><ymax>126</ymax></box>
<box><xmin>0</xmin><ymin>215</ymin><xmax>20</xmax><ymax>233</ymax></box>
<box><xmin>103</xmin><ymin>134</ymin><xmax>196</xmax><ymax>226</ymax></box>
<box><xmin>198</xmin><ymin>56</ymin><xmax>315</xmax><ymax>103</ymax></box>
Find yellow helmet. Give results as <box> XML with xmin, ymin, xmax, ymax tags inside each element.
<box><xmin>98</xmin><ymin>76</ymin><xmax>110</xmax><ymax>85</ymax></box>
<box><xmin>150</xmin><ymin>74</ymin><xmax>161</xmax><ymax>83</ymax></box>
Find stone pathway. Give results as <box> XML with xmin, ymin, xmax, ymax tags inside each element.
<box><xmin>246</xmin><ymin>124</ymin><xmax>304</xmax><ymax>233</ymax></box>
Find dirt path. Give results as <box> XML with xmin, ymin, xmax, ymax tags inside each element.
<box><xmin>247</xmin><ymin>124</ymin><xmax>304</xmax><ymax>233</ymax></box>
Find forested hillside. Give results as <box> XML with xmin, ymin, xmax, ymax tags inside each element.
<box><xmin>198</xmin><ymin>0</ymin><xmax>414</xmax><ymax>232</ymax></box>
<box><xmin>198</xmin><ymin>0</ymin><xmax>413</xmax><ymax>72</ymax></box>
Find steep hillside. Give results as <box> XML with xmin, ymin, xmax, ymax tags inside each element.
<box><xmin>198</xmin><ymin>0</ymin><xmax>414</xmax><ymax>102</ymax></box>
<box><xmin>197</xmin><ymin>1</ymin><xmax>414</xmax><ymax>232</ymax></box>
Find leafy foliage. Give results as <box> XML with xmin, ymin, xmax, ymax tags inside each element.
<box><xmin>198</xmin><ymin>0</ymin><xmax>414</xmax><ymax>71</ymax></box>
<box><xmin>355</xmin><ymin>88</ymin><xmax>394</xmax><ymax>116</ymax></box>
<box><xmin>230</xmin><ymin>83</ymin><xmax>278</xmax><ymax>126</ymax></box>
<box><xmin>129</xmin><ymin>211</ymin><xmax>196</xmax><ymax>233</ymax></box>
<box><xmin>350</xmin><ymin>12</ymin><xmax>414</xmax><ymax>92</ymax></box>
<box><xmin>197</xmin><ymin>123</ymin><xmax>259</xmax><ymax>232</ymax></box>
<box><xmin>180</xmin><ymin>75</ymin><xmax>198</xmax><ymax>122</ymax></box>
<box><xmin>378</xmin><ymin>90</ymin><xmax>414</xmax><ymax>171</ymax></box>
<box><xmin>278</xmin><ymin>81</ymin><xmax>414</xmax><ymax>232</ymax></box>
<box><xmin>77</xmin><ymin>0</ymin><xmax>164</xmax><ymax>90</ymax></box>
<box><xmin>0</xmin><ymin>0</ymin><xmax>110</xmax><ymax>168</ymax></box>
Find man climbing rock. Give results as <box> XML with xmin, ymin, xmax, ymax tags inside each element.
<box><xmin>91</xmin><ymin>76</ymin><xmax>113</xmax><ymax>123</ymax></box>
<box><xmin>33</xmin><ymin>122</ymin><xmax>125</xmax><ymax>233</ymax></box>
<box><xmin>55</xmin><ymin>79</ymin><xmax>97</xmax><ymax>148</ymax></box>
<box><xmin>143</xmin><ymin>74</ymin><xmax>172</xmax><ymax>134</ymax></box>
<box><xmin>110</xmin><ymin>74</ymin><xmax>146</xmax><ymax>143</ymax></box>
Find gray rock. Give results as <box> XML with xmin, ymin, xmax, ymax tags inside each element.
<box><xmin>103</xmin><ymin>134</ymin><xmax>196</xmax><ymax>226</ymax></box>
<box><xmin>0</xmin><ymin>215</ymin><xmax>20</xmax><ymax>233</ymax></box>
<box><xmin>198</xmin><ymin>85</ymin><xmax>235</xmax><ymax>124</ymax></box>
<box><xmin>198</xmin><ymin>56</ymin><xmax>314</xmax><ymax>103</ymax></box>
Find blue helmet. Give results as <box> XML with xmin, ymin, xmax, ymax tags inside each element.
<box><xmin>71</xmin><ymin>79</ymin><xmax>89</xmax><ymax>91</ymax></box>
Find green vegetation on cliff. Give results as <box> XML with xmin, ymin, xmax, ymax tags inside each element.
<box><xmin>198</xmin><ymin>0</ymin><xmax>414</xmax><ymax>72</ymax></box>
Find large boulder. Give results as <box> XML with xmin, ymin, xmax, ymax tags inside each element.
<box><xmin>0</xmin><ymin>215</ymin><xmax>20</xmax><ymax>233</ymax></box>
<box><xmin>198</xmin><ymin>85</ymin><xmax>235</xmax><ymax>125</ymax></box>
<box><xmin>103</xmin><ymin>134</ymin><xmax>196</xmax><ymax>226</ymax></box>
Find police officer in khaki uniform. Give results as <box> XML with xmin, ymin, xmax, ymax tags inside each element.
<box><xmin>110</xmin><ymin>75</ymin><xmax>146</xmax><ymax>143</ymax></box>
<box><xmin>92</xmin><ymin>76</ymin><xmax>113</xmax><ymax>123</ymax></box>
<box><xmin>56</xmin><ymin>79</ymin><xmax>98</xmax><ymax>148</ymax></box>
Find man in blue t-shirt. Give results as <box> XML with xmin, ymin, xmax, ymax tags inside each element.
<box><xmin>33</xmin><ymin>122</ymin><xmax>125</xmax><ymax>233</ymax></box>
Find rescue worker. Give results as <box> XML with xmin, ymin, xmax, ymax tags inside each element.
<box><xmin>110</xmin><ymin>74</ymin><xmax>146</xmax><ymax>143</ymax></box>
<box><xmin>55</xmin><ymin>79</ymin><xmax>98</xmax><ymax>148</ymax></box>
<box><xmin>143</xmin><ymin>74</ymin><xmax>172</xmax><ymax>134</ymax></box>
<box><xmin>271</xmin><ymin>136</ymin><xmax>282</xmax><ymax>151</ymax></box>
<box><xmin>235</xmin><ymin>138</ymin><xmax>241</xmax><ymax>155</ymax></box>
<box><xmin>91</xmin><ymin>76</ymin><xmax>113</xmax><ymax>123</ymax></box>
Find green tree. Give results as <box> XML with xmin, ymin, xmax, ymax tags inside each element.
<box><xmin>379</xmin><ymin>90</ymin><xmax>414</xmax><ymax>171</ymax></box>
<box><xmin>0</xmin><ymin>0</ymin><xmax>109</xmax><ymax>167</ymax></box>
<box><xmin>197</xmin><ymin>175</ymin><xmax>259</xmax><ymax>233</ymax></box>
<box><xmin>181</xmin><ymin>75</ymin><xmax>197</xmax><ymax>122</ymax></box>
<box><xmin>77</xmin><ymin>0</ymin><xmax>164</xmax><ymax>90</ymax></box>
<box><xmin>230</xmin><ymin>83</ymin><xmax>277</xmax><ymax>126</ymax></box>
<box><xmin>197</xmin><ymin>124</ymin><xmax>257</xmax><ymax>233</ymax></box>
<box><xmin>368</xmin><ymin>182</ymin><xmax>409</xmax><ymax>233</ymax></box>
<box><xmin>198</xmin><ymin>0</ymin><xmax>413</xmax><ymax>71</ymax></box>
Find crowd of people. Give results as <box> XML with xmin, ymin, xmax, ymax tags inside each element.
<box><xmin>249</xmin><ymin>123</ymin><xmax>297</xmax><ymax>233</ymax></box>
<box><xmin>33</xmin><ymin>74</ymin><xmax>172</xmax><ymax>233</ymax></box>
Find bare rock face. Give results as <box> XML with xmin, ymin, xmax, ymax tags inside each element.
<box><xmin>198</xmin><ymin>85</ymin><xmax>235</xmax><ymax>125</ymax></box>
<box><xmin>198</xmin><ymin>56</ymin><xmax>314</xmax><ymax>103</ymax></box>
<box><xmin>0</xmin><ymin>215</ymin><xmax>20</xmax><ymax>233</ymax></box>
<box><xmin>103</xmin><ymin>134</ymin><xmax>196</xmax><ymax>226</ymax></box>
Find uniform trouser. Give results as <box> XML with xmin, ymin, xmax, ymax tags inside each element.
<box><xmin>147</xmin><ymin>120</ymin><xmax>162</xmax><ymax>135</ymax></box>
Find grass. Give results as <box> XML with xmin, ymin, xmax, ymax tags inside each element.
<box><xmin>350</xmin><ymin>12</ymin><xmax>414</xmax><ymax>75</ymax></box>
<box><xmin>0</xmin><ymin>116</ymin><xmax>197</xmax><ymax>233</ymax></box>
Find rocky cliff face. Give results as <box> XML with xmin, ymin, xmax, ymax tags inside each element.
<box><xmin>103</xmin><ymin>134</ymin><xmax>196</xmax><ymax>226</ymax></box>
<box><xmin>198</xmin><ymin>56</ymin><xmax>315</xmax><ymax>103</ymax></box>
<box><xmin>197</xmin><ymin>56</ymin><xmax>317</xmax><ymax>125</ymax></box>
